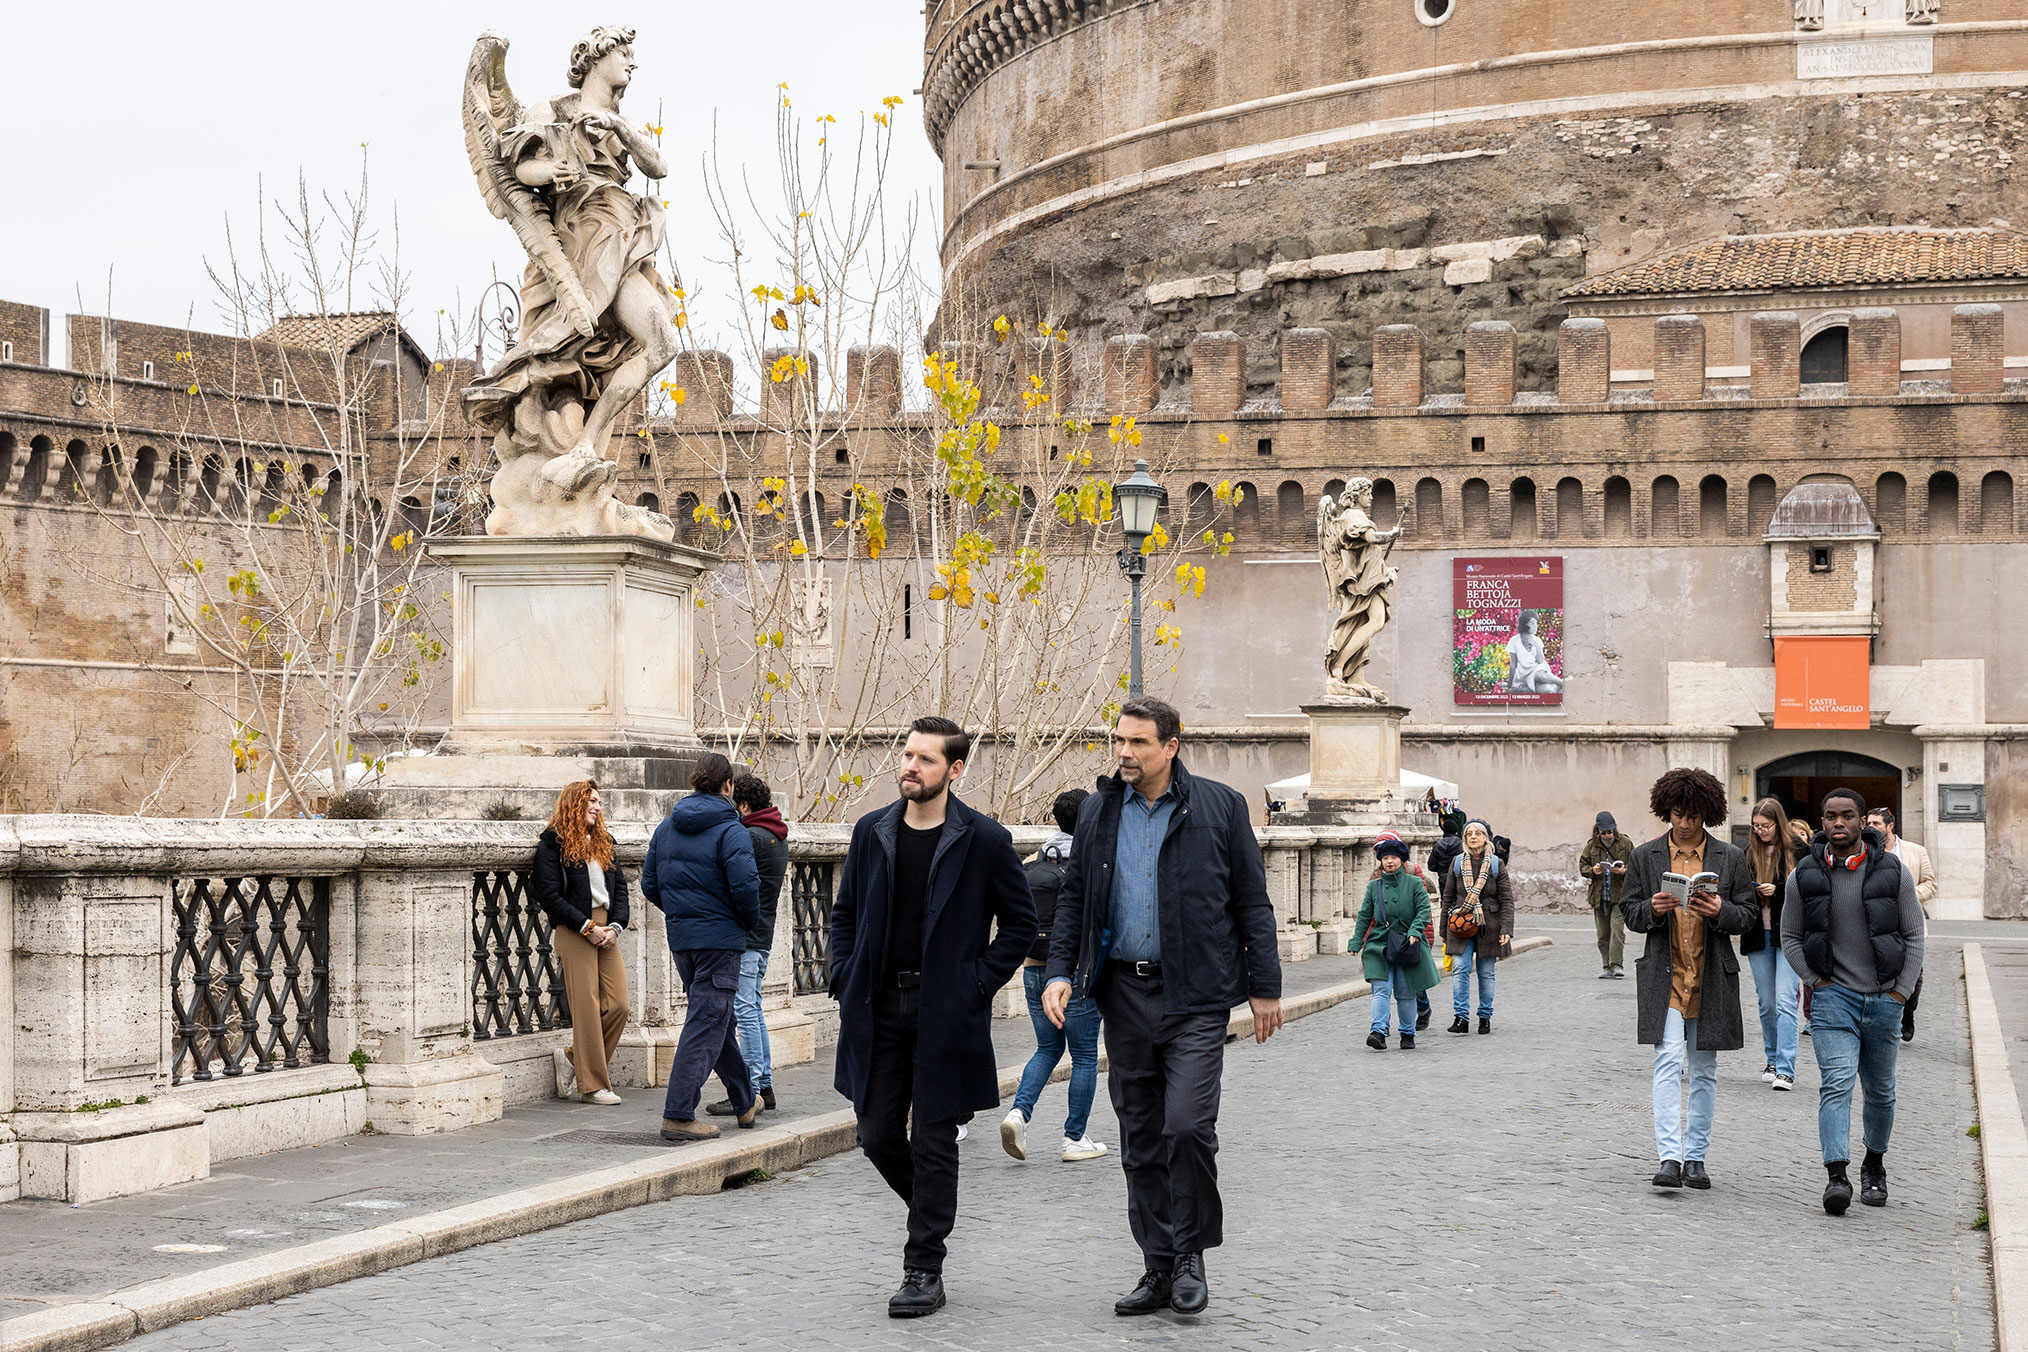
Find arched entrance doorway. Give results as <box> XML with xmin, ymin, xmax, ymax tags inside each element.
<box><xmin>1755</xmin><ymin>751</ymin><xmax>1901</xmax><ymax>836</ymax></box>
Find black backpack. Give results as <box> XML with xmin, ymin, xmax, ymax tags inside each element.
<box><xmin>1428</xmin><ymin>835</ymin><xmax>1462</xmax><ymax>877</ymax></box>
<box><xmin>1023</xmin><ymin>848</ymin><xmax>1068</xmax><ymax>960</ymax></box>
<box><xmin>1494</xmin><ymin>835</ymin><xmax>1513</xmax><ymax>866</ymax></box>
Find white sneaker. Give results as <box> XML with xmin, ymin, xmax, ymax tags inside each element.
<box><xmin>1762</xmin><ymin>1063</ymin><xmax>1777</xmax><ymax>1084</ymax></box>
<box><xmin>1061</xmin><ymin>1135</ymin><xmax>1109</xmax><ymax>1162</ymax></box>
<box><xmin>582</xmin><ymin>1089</ymin><xmax>622</xmax><ymax>1105</ymax></box>
<box><xmin>552</xmin><ymin>1048</ymin><xmax>577</xmax><ymax>1099</ymax></box>
<box><xmin>1000</xmin><ymin>1108</ymin><xmax>1029</xmax><ymax>1161</ymax></box>
<box><xmin>1771</xmin><ymin>1073</ymin><xmax>1794</xmax><ymax>1092</ymax></box>
<box><xmin>955</xmin><ymin>1122</ymin><xmax>968</xmax><ymax>1142</ymax></box>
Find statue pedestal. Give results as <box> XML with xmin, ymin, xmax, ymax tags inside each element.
<box><xmin>372</xmin><ymin>536</ymin><xmax>717</xmax><ymax>820</ymax></box>
<box><xmin>1303</xmin><ymin>700</ymin><xmax>1409</xmax><ymax>803</ymax></box>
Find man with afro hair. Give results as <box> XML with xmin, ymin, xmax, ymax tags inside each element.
<box><xmin>1621</xmin><ymin>767</ymin><xmax>1760</xmax><ymax>1191</ymax></box>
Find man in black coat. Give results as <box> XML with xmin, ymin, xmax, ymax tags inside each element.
<box><xmin>1043</xmin><ymin>696</ymin><xmax>1283</xmax><ymax>1318</ymax></box>
<box><xmin>830</xmin><ymin>716</ymin><xmax>1036</xmax><ymax>1319</ymax></box>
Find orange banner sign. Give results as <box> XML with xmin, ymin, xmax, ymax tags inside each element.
<box><xmin>1773</xmin><ymin>637</ymin><xmax>1871</xmax><ymax>730</ymax></box>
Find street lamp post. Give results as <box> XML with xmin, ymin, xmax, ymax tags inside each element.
<box><xmin>1113</xmin><ymin>459</ymin><xmax>1168</xmax><ymax>700</ymax></box>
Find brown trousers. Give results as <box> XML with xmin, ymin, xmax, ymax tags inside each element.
<box><xmin>555</xmin><ymin>908</ymin><xmax>629</xmax><ymax>1094</ymax></box>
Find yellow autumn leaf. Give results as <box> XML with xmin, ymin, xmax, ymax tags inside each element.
<box><xmin>770</xmin><ymin>309</ymin><xmax>789</xmax><ymax>331</ymax></box>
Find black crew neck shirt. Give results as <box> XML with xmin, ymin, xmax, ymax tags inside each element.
<box><xmin>885</xmin><ymin>819</ymin><xmax>943</xmax><ymax>980</ymax></box>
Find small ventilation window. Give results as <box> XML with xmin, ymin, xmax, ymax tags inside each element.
<box><xmin>638</xmin><ymin>450</ymin><xmax>652</xmax><ymax>469</ymax></box>
<box><xmin>271</xmin><ymin>378</ymin><xmax>284</xmax><ymax>398</ymax></box>
<box><xmin>0</xmin><ymin>341</ymin><xmax>11</xmax><ymax>363</ymax></box>
<box><xmin>1049</xmin><ymin>444</ymin><xmax>1059</xmax><ymax>461</ymax></box>
<box><xmin>1471</xmin><ymin>435</ymin><xmax>1486</xmax><ymax>454</ymax></box>
<box><xmin>836</xmin><ymin>445</ymin><xmax>850</xmax><ymax>465</ymax></box>
<box><xmin>141</xmin><ymin>360</ymin><xmax>155</xmax><ymax>380</ymax></box>
<box><xmin>1416</xmin><ymin>0</ymin><xmax>1455</xmax><ymax>25</ymax></box>
<box><xmin>1810</xmin><ymin>546</ymin><xmax>1832</xmax><ymax>573</ymax></box>
<box><xmin>1256</xmin><ymin>437</ymin><xmax>1273</xmax><ymax>457</ymax></box>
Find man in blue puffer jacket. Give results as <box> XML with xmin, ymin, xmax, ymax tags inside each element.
<box><xmin>642</xmin><ymin>753</ymin><xmax>762</xmax><ymax>1140</ymax></box>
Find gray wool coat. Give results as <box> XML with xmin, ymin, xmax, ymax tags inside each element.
<box><xmin>1620</xmin><ymin>830</ymin><xmax>1759</xmax><ymax>1051</ymax></box>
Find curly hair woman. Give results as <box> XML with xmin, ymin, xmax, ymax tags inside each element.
<box><xmin>1621</xmin><ymin>767</ymin><xmax>1759</xmax><ymax>1190</ymax></box>
<box><xmin>533</xmin><ymin>779</ymin><xmax>631</xmax><ymax>1105</ymax></box>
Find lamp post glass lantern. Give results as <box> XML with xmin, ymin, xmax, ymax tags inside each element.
<box><xmin>1114</xmin><ymin>459</ymin><xmax>1167</xmax><ymax>699</ymax></box>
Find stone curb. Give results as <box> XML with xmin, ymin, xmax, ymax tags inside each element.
<box><xmin>1964</xmin><ymin>943</ymin><xmax>2028</xmax><ymax>1350</ymax></box>
<box><xmin>0</xmin><ymin>938</ymin><xmax>1552</xmax><ymax>1352</ymax></box>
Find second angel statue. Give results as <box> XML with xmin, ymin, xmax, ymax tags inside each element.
<box><xmin>462</xmin><ymin>25</ymin><xmax>680</xmax><ymax>540</ymax></box>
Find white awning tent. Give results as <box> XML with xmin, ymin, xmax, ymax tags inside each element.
<box><xmin>1264</xmin><ymin>768</ymin><xmax>1460</xmax><ymax>802</ymax></box>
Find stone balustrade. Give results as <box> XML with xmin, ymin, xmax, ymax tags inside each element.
<box><xmin>0</xmin><ymin>815</ymin><xmax>1393</xmax><ymax>1205</ymax></box>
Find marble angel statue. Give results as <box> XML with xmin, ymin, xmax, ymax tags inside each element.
<box><xmin>1317</xmin><ymin>478</ymin><xmax>1401</xmax><ymax>702</ymax></box>
<box><xmin>461</xmin><ymin>26</ymin><xmax>678</xmax><ymax>540</ymax></box>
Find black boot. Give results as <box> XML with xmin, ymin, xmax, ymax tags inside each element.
<box><xmin>760</xmin><ymin>1085</ymin><xmax>777</xmax><ymax>1111</ymax></box>
<box><xmin>1448</xmin><ymin>1016</ymin><xmax>1471</xmax><ymax>1035</ymax></box>
<box><xmin>1170</xmin><ymin>1254</ymin><xmax>1208</xmax><ymax>1314</ymax></box>
<box><xmin>1824</xmin><ymin>1161</ymin><xmax>1853</xmax><ymax>1216</ymax></box>
<box><xmin>1861</xmin><ymin>1151</ymin><xmax>1888</xmax><ymax>1207</ymax></box>
<box><xmin>1683</xmin><ymin>1161</ymin><xmax>1710</xmax><ymax>1190</ymax></box>
<box><xmin>1416</xmin><ymin>1007</ymin><xmax>1431</xmax><ymax>1031</ymax></box>
<box><xmin>889</xmin><ymin>1269</ymin><xmax>945</xmax><ymax>1318</ymax></box>
<box><xmin>1114</xmin><ymin>1270</ymin><xmax>1172</xmax><ymax>1317</ymax></box>
<box><xmin>1400</xmin><ymin>1033</ymin><xmax>1416</xmax><ymax>1050</ymax></box>
<box><xmin>1366</xmin><ymin>1030</ymin><xmax>1388</xmax><ymax>1051</ymax></box>
<box><xmin>1651</xmin><ymin>1160</ymin><xmax>1683</xmax><ymax>1188</ymax></box>
<box><xmin>1478</xmin><ymin>1017</ymin><xmax>1492</xmax><ymax>1035</ymax></box>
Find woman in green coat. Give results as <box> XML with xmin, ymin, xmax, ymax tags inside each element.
<box><xmin>1356</xmin><ymin>837</ymin><xmax>1442</xmax><ymax>1050</ymax></box>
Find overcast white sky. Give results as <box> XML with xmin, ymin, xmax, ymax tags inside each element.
<box><xmin>0</xmin><ymin>2</ymin><xmax>943</xmax><ymax>366</ymax></box>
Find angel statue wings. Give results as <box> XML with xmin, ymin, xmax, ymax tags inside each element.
<box><xmin>461</xmin><ymin>26</ymin><xmax>678</xmax><ymax>540</ymax></box>
<box><xmin>1317</xmin><ymin>478</ymin><xmax>1401</xmax><ymax>702</ymax></box>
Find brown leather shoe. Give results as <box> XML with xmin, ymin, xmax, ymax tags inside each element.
<box><xmin>736</xmin><ymin>1098</ymin><xmax>760</xmax><ymax>1129</ymax></box>
<box><xmin>660</xmin><ymin>1117</ymin><xmax>720</xmax><ymax>1142</ymax></box>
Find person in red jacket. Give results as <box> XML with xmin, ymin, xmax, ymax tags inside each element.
<box><xmin>1368</xmin><ymin>830</ymin><xmax>1437</xmax><ymax>1030</ymax></box>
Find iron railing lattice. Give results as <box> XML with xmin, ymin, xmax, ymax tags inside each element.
<box><xmin>170</xmin><ymin>875</ymin><xmax>331</xmax><ymax>1084</ymax></box>
<box><xmin>790</xmin><ymin>861</ymin><xmax>835</xmax><ymax>996</ymax></box>
<box><xmin>470</xmin><ymin>869</ymin><xmax>571</xmax><ymax>1040</ymax></box>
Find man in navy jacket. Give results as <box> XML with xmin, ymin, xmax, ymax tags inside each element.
<box><xmin>830</xmin><ymin>716</ymin><xmax>1036</xmax><ymax>1318</ymax></box>
<box><xmin>1044</xmin><ymin>696</ymin><xmax>1282</xmax><ymax>1317</ymax></box>
<box><xmin>642</xmin><ymin>753</ymin><xmax>761</xmax><ymax>1141</ymax></box>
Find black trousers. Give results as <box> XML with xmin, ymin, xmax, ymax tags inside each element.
<box><xmin>1903</xmin><ymin>973</ymin><xmax>1924</xmax><ymax>1032</ymax></box>
<box><xmin>1096</xmin><ymin>969</ymin><xmax>1229</xmax><ymax>1266</ymax></box>
<box><xmin>856</xmin><ymin>987</ymin><xmax>962</xmax><ymax>1273</ymax></box>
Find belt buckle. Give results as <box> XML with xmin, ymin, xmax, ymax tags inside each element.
<box><xmin>1132</xmin><ymin>960</ymin><xmax>1157</xmax><ymax>978</ymax></box>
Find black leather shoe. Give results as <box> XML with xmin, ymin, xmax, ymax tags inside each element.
<box><xmin>1683</xmin><ymin>1161</ymin><xmax>1710</xmax><ymax>1190</ymax></box>
<box><xmin>1824</xmin><ymin>1176</ymin><xmax>1853</xmax><ymax>1215</ymax></box>
<box><xmin>889</xmin><ymin>1269</ymin><xmax>945</xmax><ymax>1318</ymax></box>
<box><xmin>1170</xmin><ymin>1254</ymin><xmax>1208</xmax><ymax>1314</ymax></box>
<box><xmin>1416</xmin><ymin>1008</ymin><xmax>1431</xmax><ymax>1031</ymax></box>
<box><xmin>1399</xmin><ymin>1033</ymin><xmax>1416</xmax><ymax>1050</ymax></box>
<box><xmin>1114</xmin><ymin>1270</ymin><xmax>1172</xmax><ymax>1316</ymax></box>
<box><xmin>1860</xmin><ymin>1164</ymin><xmax>1888</xmax><ymax>1207</ymax></box>
<box><xmin>1448</xmin><ymin>1016</ymin><xmax>1470</xmax><ymax>1035</ymax></box>
<box><xmin>1901</xmin><ymin>1014</ymin><xmax>1915</xmax><ymax>1044</ymax></box>
<box><xmin>1651</xmin><ymin>1160</ymin><xmax>1683</xmax><ymax>1188</ymax></box>
<box><xmin>760</xmin><ymin>1085</ymin><xmax>777</xmax><ymax>1111</ymax></box>
<box><xmin>1478</xmin><ymin>1017</ymin><xmax>1492</xmax><ymax>1035</ymax></box>
<box><xmin>1366</xmin><ymin>1030</ymin><xmax>1387</xmax><ymax>1051</ymax></box>
<box><xmin>705</xmin><ymin>1098</ymin><xmax>739</xmax><ymax>1116</ymax></box>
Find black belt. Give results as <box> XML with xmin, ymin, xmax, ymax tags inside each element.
<box><xmin>887</xmin><ymin>970</ymin><xmax>922</xmax><ymax>990</ymax></box>
<box><xmin>1109</xmin><ymin>959</ymin><xmax>1163</xmax><ymax>979</ymax></box>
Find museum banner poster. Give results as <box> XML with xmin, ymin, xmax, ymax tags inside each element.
<box><xmin>1773</xmin><ymin>636</ymin><xmax>1870</xmax><ymax>730</ymax></box>
<box><xmin>1454</xmin><ymin>557</ymin><xmax>1564</xmax><ymax>707</ymax></box>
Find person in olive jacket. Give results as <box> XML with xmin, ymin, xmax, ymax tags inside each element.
<box><xmin>532</xmin><ymin>780</ymin><xmax>631</xmax><ymax>1105</ymax></box>
<box><xmin>829</xmin><ymin>717</ymin><xmax>1036</xmax><ymax>1319</ymax></box>
<box><xmin>1356</xmin><ymin>837</ymin><xmax>1441</xmax><ymax>1051</ymax></box>
<box><xmin>1578</xmin><ymin>811</ymin><xmax>1635</xmax><ymax>979</ymax></box>
<box><xmin>1621</xmin><ymin>767</ymin><xmax>1759</xmax><ymax>1192</ymax></box>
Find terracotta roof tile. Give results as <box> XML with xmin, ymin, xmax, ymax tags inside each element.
<box><xmin>253</xmin><ymin>312</ymin><xmax>398</xmax><ymax>352</ymax></box>
<box><xmin>1564</xmin><ymin>229</ymin><xmax>2028</xmax><ymax>299</ymax></box>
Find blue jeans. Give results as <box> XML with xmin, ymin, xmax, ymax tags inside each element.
<box><xmin>1371</xmin><ymin>965</ymin><xmax>1417</xmax><ymax>1034</ymax></box>
<box><xmin>1013</xmin><ymin>965</ymin><xmax>1100</xmax><ymax>1139</ymax></box>
<box><xmin>734</xmin><ymin>949</ymin><xmax>772</xmax><ymax>1091</ymax></box>
<box><xmin>1746</xmin><ymin>935</ymin><xmax>1801</xmax><ymax>1078</ymax></box>
<box><xmin>1811</xmin><ymin>984</ymin><xmax>1902</xmax><ymax>1163</ymax></box>
<box><xmin>1452</xmin><ymin>946</ymin><xmax>1495</xmax><ymax>1018</ymax></box>
<box><xmin>1653</xmin><ymin>1008</ymin><xmax>1717</xmax><ymax>1163</ymax></box>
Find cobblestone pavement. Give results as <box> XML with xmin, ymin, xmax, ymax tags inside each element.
<box><xmin>125</xmin><ymin>926</ymin><xmax>1993</xmax><ymax>1352</ymax></box>
<box><xmin>0</xmin><ymin>955</ymin><xmax>1370</xmax><ymax>1314</ymax></box>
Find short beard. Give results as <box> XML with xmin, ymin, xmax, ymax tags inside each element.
<box><xmin>898</xmin><ymin>770</ymin><xmax>948</xmax><ymax>803</ymax></box>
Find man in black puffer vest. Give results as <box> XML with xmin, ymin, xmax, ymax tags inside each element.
<box><xmin>1779</xmin><ymin>787</ymin><xmax>1925</xmax><ymax>1217</ymax></box>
